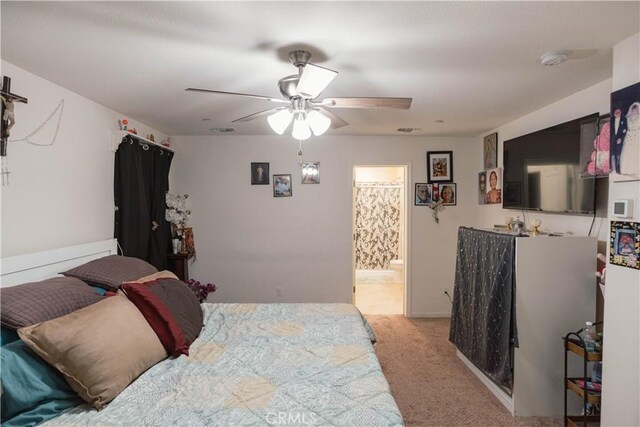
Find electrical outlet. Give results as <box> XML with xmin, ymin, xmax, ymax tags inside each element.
<box><xmin>276</xmin><ymin>287</ymin><xmax>282</xmax><ymax>297</ymax></box>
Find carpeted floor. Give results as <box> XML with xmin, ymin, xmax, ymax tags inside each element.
<box><xmin>365</xmin><ymin>315</ymin><xmax>562</xmax><ymax>427</ymax></box>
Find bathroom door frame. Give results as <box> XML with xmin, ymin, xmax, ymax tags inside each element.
<box><xmin>351</xmin><ymin>164</ymin><xmax>411</xmax><ymax>317</ymax></box>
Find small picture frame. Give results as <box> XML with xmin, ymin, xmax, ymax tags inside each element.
<box><xmin>301</xmin><ymin>161</ymin><xmax>320</xmax><ymax>184</ymax></box>
<box><xmin>485</xmin><ymin>167</ymin><xmax>502</xmax><ymax>205</ymax></box>
<box><xmin>610</xmin><ymin>221</ymin><xmax>639</xmax><ymax>269</ymax></box>
<box><xmin>179</xmin><ymin>227</ymin><xmax>195</xmax><ymax>256</ymax></box>
<box><xmin>415</xmin><ymin>183</ymin><xmax>433</xmax><ymax>206</ymax></box>
<box><xmin>427</xmin><ymin>151</ymin><xmax>453</xmax><ymax>183</ymax></box>
<box><xmin>251</xmin><ymin>162</ymin><xmax>270</xmax><ymax>185</ymax></box>
<box><xmin>273</xmin><ymin>174</ymin><xmax>292</xmax><ymax>197</ymax></box>
<box><xmin>483</xmin><ymin>133</ymin><xmax>498</xmax><ymax>170</ymax></box>
<box><xmin>439</xmin><ymin>183</ymin><xmax>456</xmax><ymax>206</ymax></box>
<box><xmin>478</xmin><ymin>172</ymin><xmax>487</xmax><ymax>205</ymax></box>
<box><xmin>610</xmin><ymin>82</ymin><xmax>640</xmax><ymax>182</ymax></box>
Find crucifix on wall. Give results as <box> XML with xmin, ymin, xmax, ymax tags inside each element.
<box><xmin>1</xmin><ymin>76</ymin><xmax>28</xmax><ymax>185</ymax></box>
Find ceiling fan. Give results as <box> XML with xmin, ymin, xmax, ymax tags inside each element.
<box><xmin>186</xmin><ymin>50</ymin><xmax>412</xmax><ymax>140</ymax></box>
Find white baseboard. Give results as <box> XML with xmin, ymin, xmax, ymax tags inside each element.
<box><xmin>457</xmin><ymin>350</ymin><xmax>514</xmax><ymax>415</ymax></box>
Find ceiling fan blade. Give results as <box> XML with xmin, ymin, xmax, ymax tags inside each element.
<box><xmin>297</xmin><ymin>63</ymin><xmax>338</xmax><ymax>99</ymax></box>
<box><xmin>185</xmin><ymin>88</ymin><xmax>287</xmax><ymax>103</ymax></box>
<box><xmin>232</xmin><ymin>107</ymin><xmax>284</xmax><ymax>123</ymax></box>
<box><xmin>317</xmin><ymin>107</ymin><xmax>349</xmax><ymax>130</ymax></box>
<box><xmin>322</xmin><ymin>97</ymin><xmax>412</xmax><ymax>109</ymax></box>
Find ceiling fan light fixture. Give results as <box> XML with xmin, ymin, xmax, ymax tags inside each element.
<box><xmin>307</xmin><ymin>110</ymin><xmax>331</xmax><ymax>136</ymax></box>
<box><xmin>297</xmin><ymin>63</ymin><xmax>338</xmax><ymax>99</ymax></box>
<box><xmin>292</xmin><ymin>113</ymin><xmax>312</xmax><ymax>140</ymax></box>
<box><xmin>267</xmin><ymin>109</ymin><xmax>294</xmax><ymax>134</ymax></box>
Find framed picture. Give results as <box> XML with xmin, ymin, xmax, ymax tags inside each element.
<box><xmin>579</xmin><ymin>115</ymin><xmax>611</xmax><ymax>178</ymax></box>
<box><xmin>610</xmin><ymin>82</ymin><xmax>640</xmax><ymax>182</ymax></box>
<box><xmin>485</xmin><ymin>167</ymin><xmax>502</xmax><ymax>204</ymax></box>
<box><xmin>431</xmin><ymin>184</ymin><xmax>440</xmax><ymax>202</ymax></box>
<box><xmin>415</xmin><ymin>183</ymin><xmax>433</xmax><ymax>206</ymax></box>
<box><xmin>439</xmin><ymin>183</ymin><xmax>456</xmax><ymax>206</ymax></box>
<box><xmin>483</xmin><ymin>133</ymin><xmax>498</xmax><ymax>170</ymax></box>
<box><xmin>610</xmin><ymin>221</ymin><xmax>639</xmax><ymax>269</ymax></box>
<box><xmin>251</xmin><ymin>162</ymin><xmax>270</xmax><ymax>185</ymax></box>
<box><xmin>301</xmin><ymin>161</ymin><xmax>320</xmax><ymax>184</ymax></box>
<box><xmin>273</xmin><ymin>174</ymin><xmax>292</xmax><ymax>197</ymax></box>
<box><xmin>427</xmin><ymin>151</ymin><xmax>453</xmax><ymax>183</ymax></box>
<box><xmin>478</xmin><ymin>172</ymin><xmax>487</xmax><ymax>205</ymax></box>
<box><xmin>179</xmin><ymin>227</ymin><xmax>195</xmax><ymax>256</ymax></box>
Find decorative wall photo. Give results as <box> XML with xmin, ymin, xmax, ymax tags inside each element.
<box><xmin>415</xmin><ymin>183</ymin><xmax>432</xmax><ymax>205</ymax></box>
<box><xmin>478</xmin><ymin>172</ymin><xmax>487</xmax><ymax>204</ymax></box>
<box><xmin>485</xmin><ymin>168</ymin><xmax>502</xmax><ymax>204</ymax></box>
<box><xmin>427</xmin><ymin>151</ymin><xmax>453</xmax><ymax>183</ymax></box>
<box><xmin>483</xmin><ymin>133</ymin><xmax>498</xmax><ymax>170</ymax></box>
<box><xmin>180</xmin><ymin>227</ymin><xmax>195</xmax><ymax>256</ymax></box>
<box><xmin>273</xmin><ymin>174</ymin><xmax>292</xmax><ymax>197</ymax></box>
<box><xmin>610</xmin><ymin>82</ymin><xmax>640</xmax><ymax>182</ymax></box>
<box><xmin>580</xmin><ymin>115</ymin><xmax>611</xmax><ymax>178</ymax></box>
<box><xmin>440</xmin><ymin>183</ymin><xmax>456</xmax><ymax>206</ymax></box>
<box><xmin>301</xmin><ymin>161</ymin><xmax>320</xmax><ymax>184</ymax></box>
<box><xmin>610</xmin><ymin>221</ymin><xmax>639</xmax><ymax>269</ymax></box>
<box><xmin>251</xmin><ymin>162</ymin><xmax>269</xmax><ymax>185</ymax></box>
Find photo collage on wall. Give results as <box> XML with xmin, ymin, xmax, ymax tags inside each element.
<box><xmin>417</xmin><ymin>151</ymin><xmax>456</xmax><ymax>206</ymax></box>
<box><xmin>251</xmin><ymin>161</ymin><xmax>321</xmax><ymax>198</ymax></box>
<box><xmin>479</xmin><ymin>133</ymin><xmax>501</xmax><ymax>205</ymax></box>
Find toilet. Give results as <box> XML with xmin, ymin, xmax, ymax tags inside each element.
<box><xmin>389</xmin><ymin>259</ymin><xmax>404</xmax><ymax>282</ymax></box>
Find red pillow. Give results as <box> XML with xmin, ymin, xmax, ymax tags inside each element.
<box><xmin>121</xmin><ymin>278</ymin><xmax>203</xmax><ymax>356</ymax></box>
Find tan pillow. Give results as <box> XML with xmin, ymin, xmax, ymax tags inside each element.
<box><xmin>126</xmin><ymin>270</ymin><xmax>178</xmax><ymax>284</ymax></box>
<box><xmin>18</xmin><ymin>294</ymin><xmax>167</xmax><ymax>410</ymax></box>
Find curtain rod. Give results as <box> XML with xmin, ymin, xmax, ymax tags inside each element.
<box><xmin>112</xmin><ymin>130</ymin><xmax>175</xmax><ymax>153</ymax></box>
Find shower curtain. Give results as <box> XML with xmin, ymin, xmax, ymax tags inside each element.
<box><xmin>354</xmin><ymin>185</ymin><xmax>401</xmax><ymax>269</ymax></box>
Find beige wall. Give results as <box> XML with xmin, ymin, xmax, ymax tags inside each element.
<box><xmin>0</xmin><ymin>61</ymin><xmax>165</xmax><ymax>257</ymax></box>
<box><xmin>170</xmin><ymin>134</ymin><xmax>479</xmax><ymax>317</ymax></box>
<box><xmin>601</xmin><ymin>33</ymin><xmax>640</xmax><ymax>427</ymax></box>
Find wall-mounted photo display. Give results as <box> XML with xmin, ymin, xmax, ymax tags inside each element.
<box><xmin>483</xmin><ymin>133</ymin><xmax>498</xmax><ymax>170</ymax></box>
<box><xmin>478</xmin><ymin>172</ymin><xmax>487</xmax><ymax>204</ymax></box>
<box><xmin>251</xmin><ymin>162</ymin><xmax>270</xmax><ymax>185</ymax></box>
<box><xmin>580</xmin><ymin>114</ymin><xmax>611</xmax><ymax>178</ymax></box>
<box><xmin>427</xmin><ymin>151</ymin><xmax>453</xmax><ymax>183</ymax></box>
<box><xmin>301</xmin><ymin>161</ymin><xmax>320</xmax><ymax>184</ymax></box>
<box><xmin>273</xmin><ymin>174</ymin><xmax>292</xmax><ymax>197</ymax></box>
<box><xmin>610</xmin><ymin>221</ymin><xmax>639</xmax><ymax>269</ymax></box>
<box><xmin>415</xmin><ymin>183</ymin><xmax>433</xmax><ymax>205</ymax></box>
<box><xmin>485</xmin><ymin>167</ymin><xmax>502</xmax><ymax>204</ymax></box>
<box><xmin>610</xmin><ymin>82</ymin><xmax>639</xmax><ymax>182</ymax></box>
<box><xmin>439</xmin><ymin>183</ymin><xmax>456</xmax><ymax>206</ymax></box>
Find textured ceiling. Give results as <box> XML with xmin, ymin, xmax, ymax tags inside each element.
<box><xmin>2</xmin><ymin>1</ymin><xmax>638</xmax><ymax>137</ymax></box>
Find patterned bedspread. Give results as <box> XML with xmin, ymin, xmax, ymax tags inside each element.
<box><xmin>46</xmin><ymin>303</ymin><xmax>403</xmax><ymax>426</ymax></box>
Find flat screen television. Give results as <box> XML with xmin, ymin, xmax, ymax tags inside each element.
<box><xmin>502</xmin><ymin>113</ymin><xmax>599</xmax><ymax>214</ymax></box>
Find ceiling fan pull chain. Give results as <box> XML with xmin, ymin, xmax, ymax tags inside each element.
<box><xmin>298</xmin><ymin>140</ymin><xmax>303</xmax><ymax>166</ymax></box>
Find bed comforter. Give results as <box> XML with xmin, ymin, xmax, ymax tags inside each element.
<box><xmin>46</xmin><ymin>303</ymin><xmax>403</xmax><ymax>426</ymax></box>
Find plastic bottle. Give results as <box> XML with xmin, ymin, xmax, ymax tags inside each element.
<box><xmin>582</xmin><ymin>321</ymin><xmax>597</xmax><ymax>352</ymax></box>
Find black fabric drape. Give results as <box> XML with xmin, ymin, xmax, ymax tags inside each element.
<box><xmin>449</xmin><ymin>227</ymin><xmax>517</xmax><ymax>394</ymax></box>
<box><xmin>114</xmin><ymin>135</ymin><xmax>173</xmax><ymax>270</ymax></box>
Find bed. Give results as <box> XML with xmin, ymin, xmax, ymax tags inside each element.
<box><xmin>1</xmin><ymin>240</ymin><xmax>403</xmax><ymax>426</ymax></box>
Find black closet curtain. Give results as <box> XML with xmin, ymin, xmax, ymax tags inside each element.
<box><xmin>114</xmin><ymin>135</ymin><xmax>173</xmax><ymax>270</ymax></box>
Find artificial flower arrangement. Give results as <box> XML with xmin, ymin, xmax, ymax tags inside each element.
<box><xmin>166</xmin><ymin>193</ymin><xmax>190</xmax><ymax>234</ymax></box>
<box><xmin>186</xmin><ymin>279</ymin><xmax>216</xmax><ymax>303</ymax></box>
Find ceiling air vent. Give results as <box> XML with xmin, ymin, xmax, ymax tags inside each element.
<box><xmin>210</xmin><ymin>127</ymin><xmax>236</xmax><ymax>134</ymax></box>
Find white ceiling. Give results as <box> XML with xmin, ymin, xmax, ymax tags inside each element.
<box><xmin>2</xmin><ymin>1</ymin><xmax>638</xmax><ymax>137</ymax></box>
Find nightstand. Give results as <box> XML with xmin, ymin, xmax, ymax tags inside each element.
<box><xmin>167</xmin><ymin>253</ymin><xmax>190</xmax><ymax>282</ymax></box>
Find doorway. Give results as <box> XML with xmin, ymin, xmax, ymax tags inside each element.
<box><xmin>353</xmin><ymin>166</ymin><xmax>407</xmax><ymax>315</ymax></box>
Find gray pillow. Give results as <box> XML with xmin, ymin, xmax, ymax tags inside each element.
<box><xmin>0</xmin><ymin>277</ymin><xmax>104</xmax><ymax>330</ymax></box>
<box><xmin>61</xmin><ymin>255</ymin><xmax>157</xmax><ymax>292</ymax></box>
